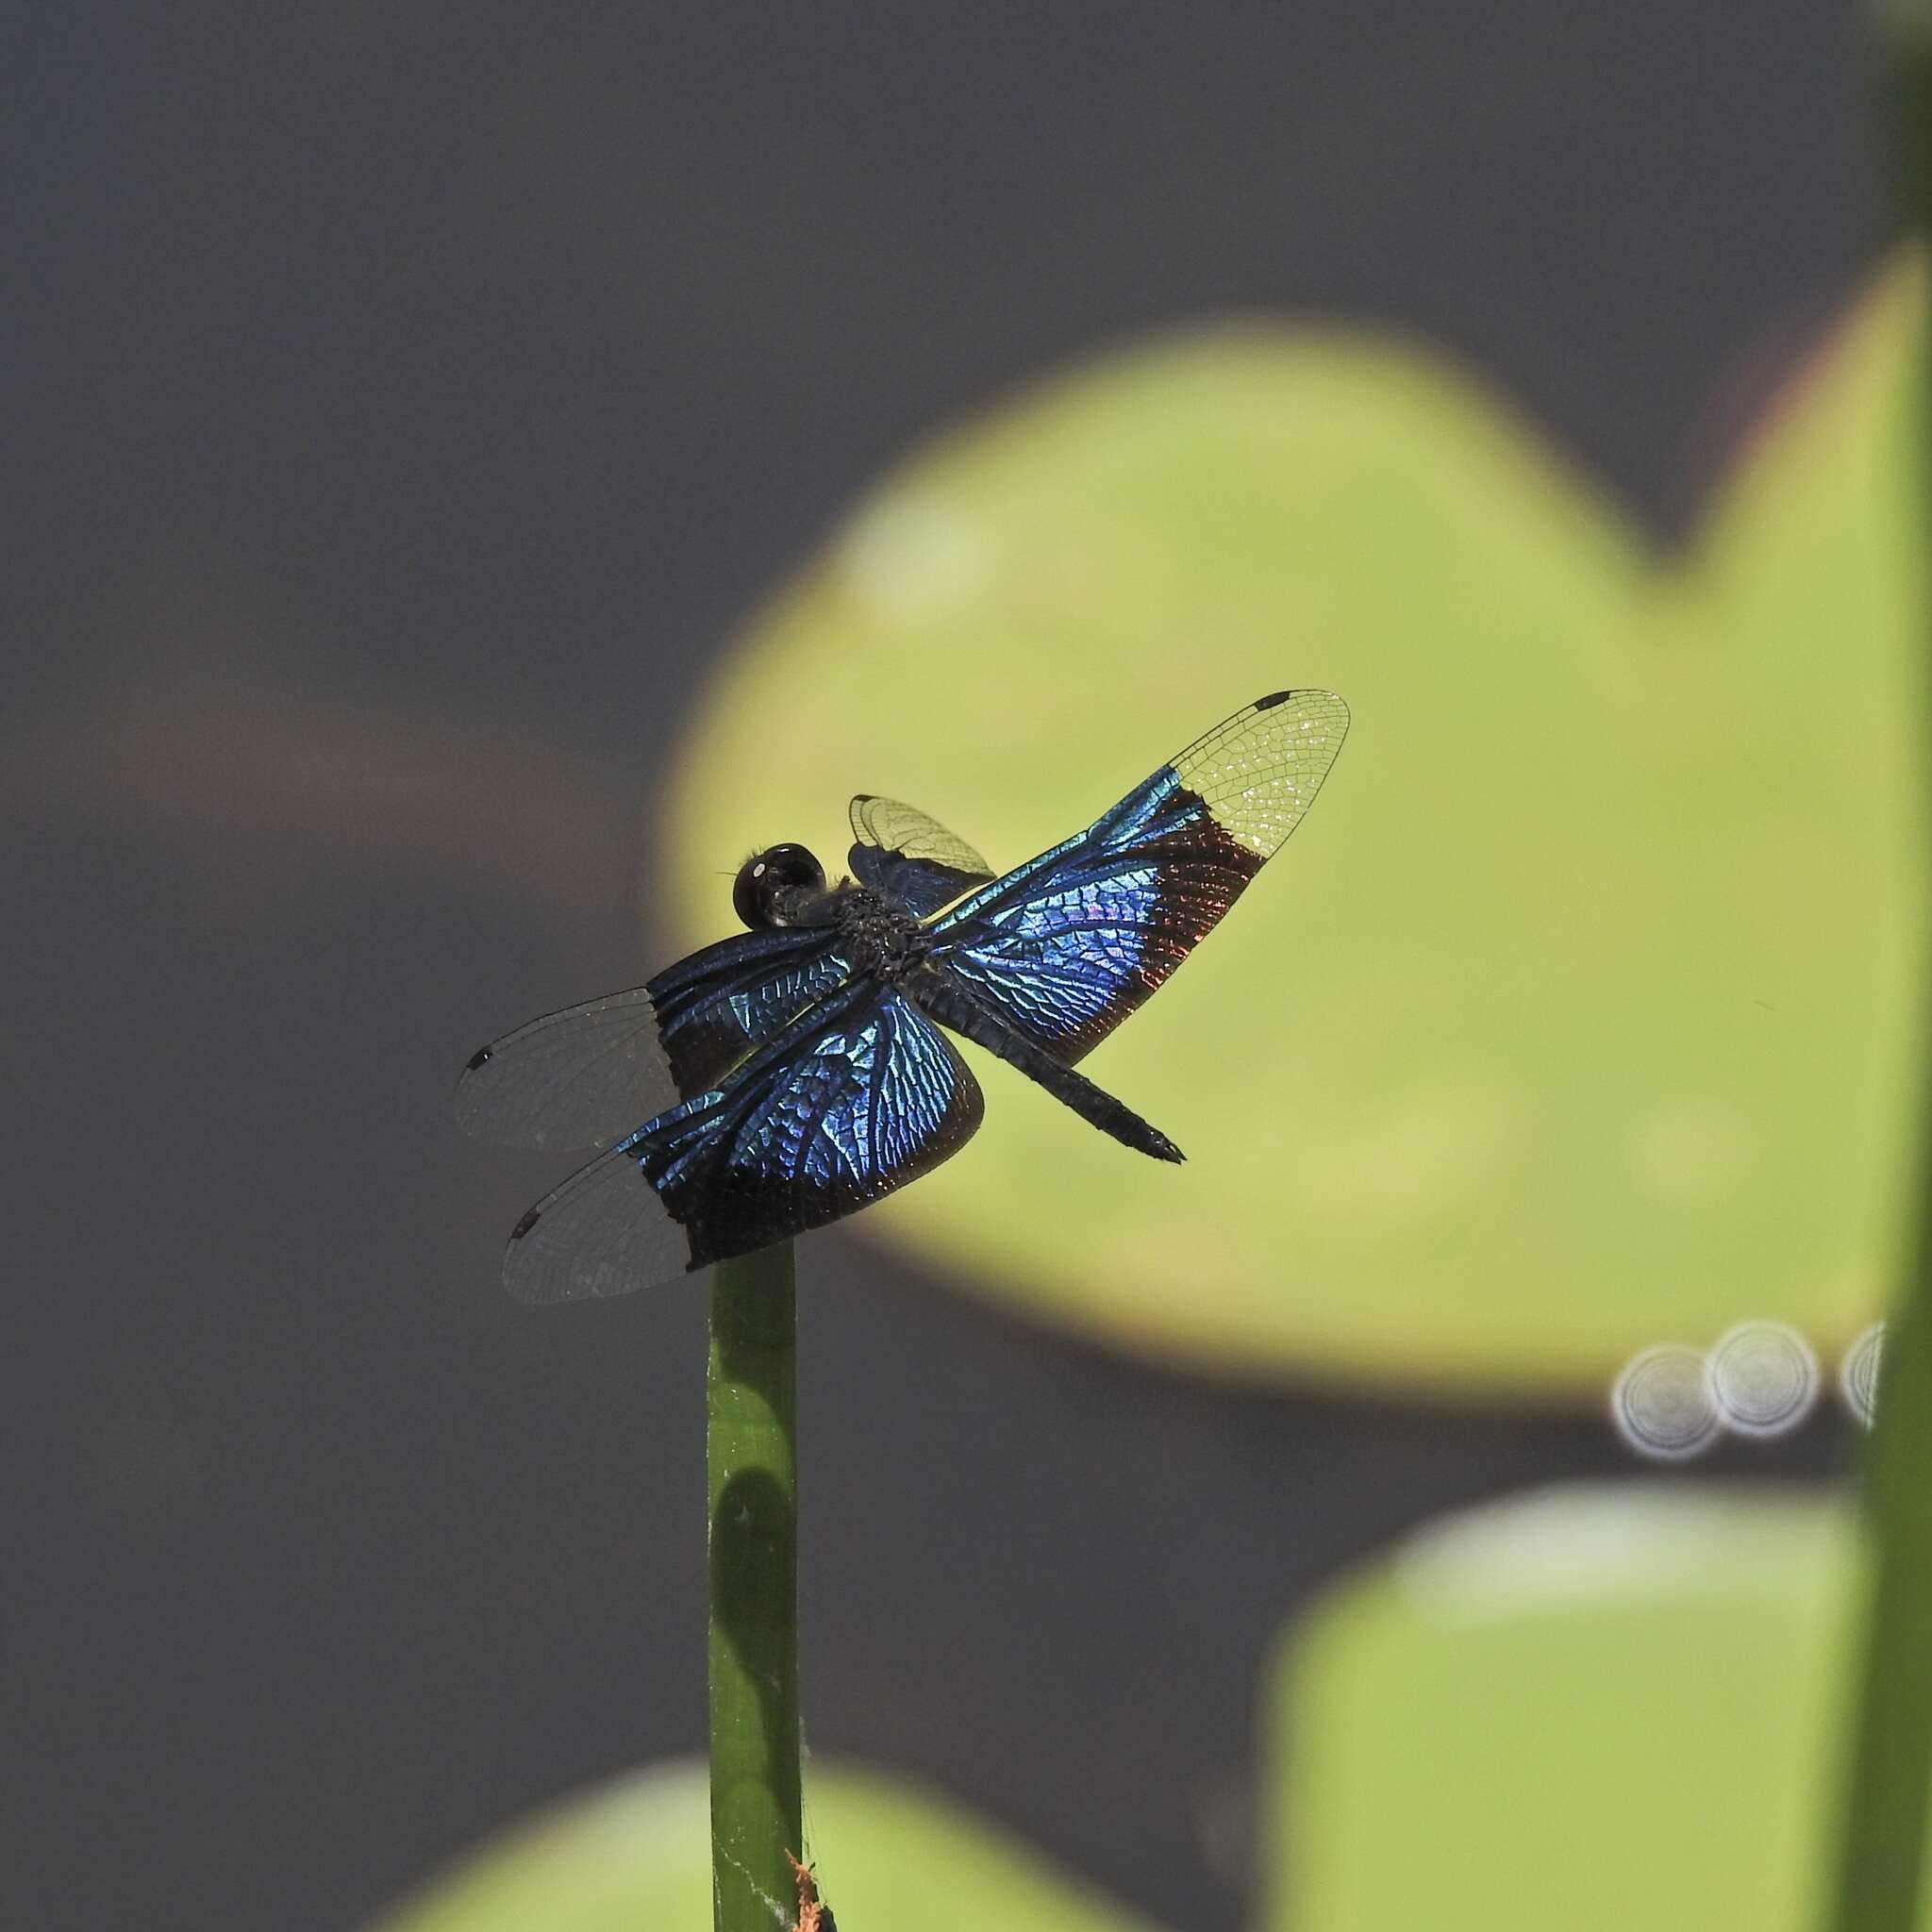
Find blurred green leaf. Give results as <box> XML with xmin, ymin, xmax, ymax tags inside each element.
<box><xmin>1262</xmin><ymin>1484</ymin><xmax>1892</xmax><ymax>1931</ymax></box>
<box><xmin>661</xmin><ymin>260</ymin><xmax>1929</xmax><ymax>1397</ymax></box>
<box><xmin>372</xmin><ymin>1759</ymin><xmax>1158</xmax><ymax>1932</ymax></box>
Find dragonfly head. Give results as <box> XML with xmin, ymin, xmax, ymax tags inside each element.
<box><xmin>734</xmin><ymin>842</ymin><xmax>829</xmax><ymax>929</ymax></box>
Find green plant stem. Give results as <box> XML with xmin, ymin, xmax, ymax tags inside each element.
<box><xmin>1824</xmin><ymin>12</ymin><xmax>1932</xmax><ymax>1929</ymax></box>
<box><xmin>708</xmin><ymin>1241</ymin><xmax>802</xmax><ymax>1932</ymax></box>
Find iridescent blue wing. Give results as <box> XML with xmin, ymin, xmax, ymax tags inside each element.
<box><xmin>499</xmin><ymin>983</ymin><xmax>983</xmax><ymax>1302</ymax></box>
<box><xmin>455</xmin><ymin>926</ymin><xmax>852</xmax><ymax>1153</ymax></box>
<box><xmin>924</xmin><ymin>691</ymin><xmax>1349</xmax><ymax>1062</ymax></box>
<box><xmin>848</xmin><ymin>793</ymin><xmax>995</xmax><ymax>918</ymax></box>
<box><xmin>637</xmin><ymin>984</ymin><xmax>985</xmax><ymax>1270</ymax></box>
<box><xmin>649</xmin><ymin>929</ymin><xmax>857</xmax><ymax>1102</ymax></box>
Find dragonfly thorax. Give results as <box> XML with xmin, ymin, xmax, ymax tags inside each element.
<box><xmin>837</xmin><ymin>886</ymin><xmax>930</xmax><ymax>983</ymax></box>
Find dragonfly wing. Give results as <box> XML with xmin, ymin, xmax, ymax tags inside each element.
<box><xmin>649</xmin><ymin>928</ymin><xmax>856</xmax><ymax>1098</ymax></box>
<box><xmin>456</xmin><ymin>927</ymin><xmax>849</xmax><ymax>1153</ymax></box>
<box><xmin>501</xmin><ymin>983</ymin><xmax>984</xmax><ymax>1301</ymax></box>
<box><xmin>925</xmin><ymin>690</ymin><xmax>1348</xmax><ymax>1062</ymax></box>
<box><xmin>498</xmin><ymin>1145</ymin><xmax>690</xmax><ymax>1304</ymax></box>
<box><xmin>847</xmin><ymin>792</ymin><xmax>995</xmax><ymax>917</ymax></box>
<box><xmin>638</xmin><ymin>983</ymin><xmax>985</xmax><ymax>1270</ymax></box>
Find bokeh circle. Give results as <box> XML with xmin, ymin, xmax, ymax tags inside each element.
<box><xmin>1707</xmin><ymin>1322</ymin><xmax>1820</xmax><ymax>1439</ymax></box>
<box><xmin>1610</xmin><ymin>1345</ymin><xmax>1720</xmax><ymax>1460</ymax></box>
<box><xmin>1840</xmin><ymin>1321</ymin><xmax>1887</xmax><ymax>1428</ymax></box>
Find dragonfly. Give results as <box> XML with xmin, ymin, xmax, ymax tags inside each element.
<box><xmin>458</xmin><ymin>690</ymin><xmax>1349</xmax><ymax>1303</ymax></box>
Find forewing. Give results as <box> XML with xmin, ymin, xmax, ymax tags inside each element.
<box><xmin>926</xmin><ymin>690</ymin><xmax>1348</xmax><ymax>1061</ymax></box>
<box><xmin>847</xmin><ymin>793</ymin><xmax>995</xmax><ymax>917</ymax></box>
<box><xmin>456</xmin><ymin>927</ymin><xmax>848</xmax><ymax>1153</ymax></box>
<box><xmin>648</xmin><ymin>928</ymin><xmax>855</xmax><ymax>1098</ymax></box>
<box><xmin>633</xmin><ymin>986</ymin><xmax>985</xmax><ymax>1272</ymax></box>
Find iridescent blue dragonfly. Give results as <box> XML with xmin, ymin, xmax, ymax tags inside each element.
<box><xmin>458</xmin><ymin>691</ymin><xmax>1348</xmax><ymax>1302</ymax></box>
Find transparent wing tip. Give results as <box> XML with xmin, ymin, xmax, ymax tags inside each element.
<box><xmin>502</xmin><ymin>1155</ymin><xmax>693</xmax><ymax>1305</ymax></box>
<box><xmin>1255</xmin><ymin>686</ymin><xmax>1349</xmax><ymax>724</ymax></box>
<box><xmin>453</xmin><ymin>988</ymin><xmax>678</xmax><ymax>1153</ymax></box>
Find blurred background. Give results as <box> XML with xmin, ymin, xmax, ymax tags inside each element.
<box><xmin>5</xmin><ymin>6</ymin><xmax>1917</xmax><ymax>1930</ymax></box>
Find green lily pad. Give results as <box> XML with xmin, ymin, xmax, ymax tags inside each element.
<box><xmin>659</xmin><ymin>262</ymin><xmax>1927</xmax><ymax>1395</ymax></box>
<box><xmin>372</xmin><ymin>1758</ymin><xmax>1158</xmax><ymax>1932</ymax></box>
<box><xmin>1263</xmin><ymin>1484</ymin><xmax>1882</xmax><ymax>1930</ymax></box>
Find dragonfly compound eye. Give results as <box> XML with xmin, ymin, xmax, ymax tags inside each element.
<box><xmin>734</xmin><ymin>843</ymin><xmax>826</xmax><ymax>929</ymax></box>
